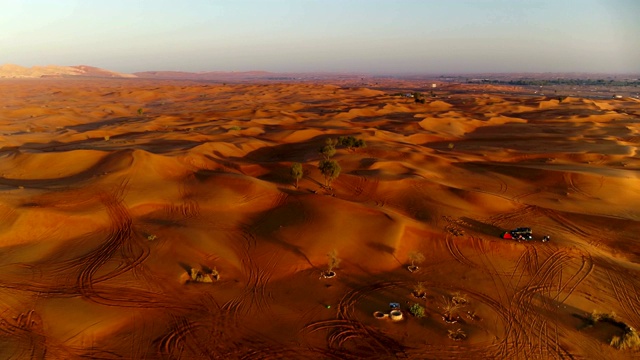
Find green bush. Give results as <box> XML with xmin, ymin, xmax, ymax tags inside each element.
<box><xmin>409</xmin><ymin>303</ymin><xmax>426</xmax><ymax>318</ymax></box>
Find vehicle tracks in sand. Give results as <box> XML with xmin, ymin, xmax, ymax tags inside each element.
<box><xmin>444</xmin><ymin>233</ymin><xmax>513</xmax><ymax>278</ymax></box>
<box><xmin>304</xmin><ymin>280</ymin><xmax>519</xmax><ymax>359</ymax></box>
<box><xmin>154</xmin><ymin>314</ymin><xmax>222</xmax><ymax>359</ymax></box>
<box><xmin>485</xmin><ymin>205</ymin><xmax>537</xmax><ymax>229</ymax></box>
<box><xmin>564</xmin><ymin>172</ymin><xmax>594</xmax><ymax>199</ymax></box>
<box><xmin>606</xmin><ymin>270</ymin><xmax>640</xmax><ymax>327</ymax></box>
<box><xmin>210</xmin><ymin>225</ymin><xmax>278</xmax><ymax>342</ymax></box>
<box><xmin>503</xmin><ymin>248</ymin><xmax>587</xmax><ymax>359</ymax></box>
<box><xmin>339</xmin><ymin>175</ymin><xmax>380</xmax><ymax>203</ymax></box>
<box><xmin>304</xmin><ymin>281</ymin><xmax>408</xmax><ymax>358</ymax></box>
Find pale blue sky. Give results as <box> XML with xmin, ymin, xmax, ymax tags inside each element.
<box><xmin>2</xmin><ymin>0</ymin><xmax>638</xmax><ymax>74</ymax></box>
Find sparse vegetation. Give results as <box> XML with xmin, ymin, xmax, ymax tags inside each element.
<box><xmin>409</xmin><ymin>303</ymin><xmax>426</xmax><ymax>318</ymax></box>
<box><xmin>412</xmin><ymin>282</ymin><xmax>427</xmax><ymax>298</ymax></box>
<box><xmin>451</xmin><ymin>292</ymin><xmax>468</xmax><ymax>306</ymax></box>
<box><xmin>610</xmin><ymin>328</ymin><xmax>640</xmax><ymax>350</ymax></box>
<box><xmin>189</xmin><ymin>268</ymin><xmax>213</xmax><ymax>283</ymax></box>
<box><xmin>337</xmin><ymin>136</ymin><xmax>366</xmax><ymax>151</ymax></box>
<box><xmin>587</xmin><ymin>310</ymin><xmax>616</xmax><ymax>326</ymax></box>
<box><xmin>146</xmin><ymin>234</ymin><xmax>157</xmax><ymax>241</ymax></box>
<box><xmin>413</xmin><ymin>92</ymin><xmax>426</xmax><ymax>103</ymax></box>
<box><xmin>290</xmin><ymin>163</ymin><xmax>303</xmax><ymax>188</ymax></box>
<box><xmin>448</xmin><ymin>328</ymin><xmax>467</xmax><ymax>341</ymax></box>
<box><xmin>326</xmin><ymin>250</ymin><xmax>341</xmax><ymax>273</ymax></box>
<box><xmin>441</xmin><ymin>295</ymin><xmax>463</xmax><ymax>323</ymax></box>
<box><xmin>104</xmin><ymin>135</ymin><xmax>110</xmax><ymax>141</ymax></box>
<box><xmin>318</xmin><ymin>159</ymin><xmax>341</xmax><ymax>188</ymax></box>
<box><xmin>408</xmin><ymin>251</ymin><xmax>425</xmax><ymax>268</ymax></box>
<box><xmin>137</xmin><ymin>108</ymin><xmax>144</xmax><ymax>116</ymax></box>
<box><xmin>210</xmin><ymin>267</ymin><xmax>220</xmax><ymax>281</ymax></box>
<box><xmin>229</xmin><ymin>125</ymin><xmax>241</xmax><ymax>131</ymax></box>
<box><xmin>583</xmin><ymin>310</ymin><xmax>640</xmax><ymax>350</ymax></box>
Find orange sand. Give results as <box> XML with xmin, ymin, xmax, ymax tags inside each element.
<box><xmin>0</xmin><ymin>79</ymin><xmax>639</xmax><ymax>359</ymax></box>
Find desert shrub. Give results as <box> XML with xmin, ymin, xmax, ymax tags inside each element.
<box><xmin>189</xmin><ymin>268</ymin><xmax>212</xmax><ymax>283</ymax></box>
<box><xmin>229</xmin><ymin>126</ymin><xmax>241</xmax><ymax>131</ymax></box>
<box><xmin>409</xmin><ymin>303</ymin><xmax>426</xmax><ymax>318</ymax></box>
<box><xmin>210</xmin><ymin>267</ymin><xmax>220</xmax><ymax>281</ymax></box>
<box><xmin>147</xmin><ymin>234</ymin><xmax>157</xmax><ymax>241</ymax></box>
<box><xmin>290</xmin><ymin>163</ymin><xmax>303</xmax><ymax>188</ymax></box>
<box><xmin>408</xmin><ymin>251</ymin><xmax>425</xmax><ymax>268</ymax></box>
<box><xmin>327</xmin><ymin>250</ymin><xmax>341</xmax><ymax>272</ymax></box>
<box><xmin>441</xmin><ymin>296</ymin><xmax>463</xmax><ymax>322</ymax></box>
<box><xmin>137</xmin><ymin>108</ymin><xmax>144</xmax><ymax>115</ymax></box>
<box><xmin>610</xmin><ymin>328</ymin><xmax>640</xmax><ymax>350</ymax></box>
<box><xmin>587</xmin><ymin>310</ymin><xmax>617</xmax><ymax>325</ymax></box>
<box><xmin>452</xmin><ymin>292</ymin><xmax>468</xmax><ymax>306</ymax></box>
<box><xmin>413</xmin><ymin>282</ymin><xmax>427</xmax><ymax>297</ymax></box>
<box><xmin>448</xmin><ymin>328</ymin><xmax>467</xmax><ymax>341</ymax></box>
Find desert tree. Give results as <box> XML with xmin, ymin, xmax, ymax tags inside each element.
<box><xmin>327</xmin><ymin>249</ymin><xmax>341</xmax><ymax>274</ymax></box>
<box><xmin>338</xmin><ymin>136</ymin><xmax>366</xmax><ymax>151</ymax></box>
<box><xmin>290</xmin><ymin>163</ymin><xmax>303</xmax><ymax>188</ymax></box>
<box><xmin>318</xmin><ymin>159</ymin><xmax>341</xmax><ymax>188</ymax></box>
<box><xmin>319</xmin><ymin>138</ymin><xmax>337</xmax><ymax>160</ymax></box>
<box><xmin>408</xmin><ymin>251</ymin><xmax>425</xmax><ymax>271</ymax></box>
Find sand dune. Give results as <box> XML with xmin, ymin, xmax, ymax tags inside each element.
<box><xmin>0</xmin><ymin>78</ymin><xmax>639</xmax><ymax>359</ymax></box>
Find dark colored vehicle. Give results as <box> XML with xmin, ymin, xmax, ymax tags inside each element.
<box><xmin>501</xmin><ymin>227</ymin><xmax>533</xmax><ymax>241</ymax></box>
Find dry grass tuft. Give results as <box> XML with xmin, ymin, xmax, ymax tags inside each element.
<box><xmin>448</xmin><ymin>328</ymin><xmax>467</xmax><ymax>341</ymax></box>
<box><xmin>610</xmin><ymin>328</ymin><xmax>640</xmax><ymax>350</ymax></box>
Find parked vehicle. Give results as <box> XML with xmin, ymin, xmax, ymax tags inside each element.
<box><xmin>501</xmin><ymin>227</ymin><xmax>533</xmax><ymax>241</ymax></box>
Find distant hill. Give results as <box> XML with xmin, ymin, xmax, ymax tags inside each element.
<box><xmin>133</xmin><ymin>70</ymin><xmax>278</xmax><ymax>81</ymax></box>
<box><xmin>0</xmin><ymin>64</ymin><xmax>137</xmax><ymax>79</ymax></box>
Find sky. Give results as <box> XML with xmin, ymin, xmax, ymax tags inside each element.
<box><xmin>1</xmin><ymin>0</ymin><xmax>639</xmax><ymax>74</ymax></box>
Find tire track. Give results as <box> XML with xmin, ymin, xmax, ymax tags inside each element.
<box><xmin>565</xmin><ymin>172</ymin><xmax>593</xmax><ymax>199</ymax></box>
<box><xmin>505</xmin><ymin>249</ymin><xmax>576</xmax><ymax>359</ymax></box>
<box><xmin>606</xmin><ymin>270</ymin><xmax>640</xmax><ymax>327</ymax></box>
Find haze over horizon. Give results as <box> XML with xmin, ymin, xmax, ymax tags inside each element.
<box><xmin>2</xmin><ymin>0</ymin><xmax>639</xmax><ymax>74</ymax></box>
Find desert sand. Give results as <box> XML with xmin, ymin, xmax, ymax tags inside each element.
<box><xmin>0</xmin><ymin>78</ymin><xmax>639</xmax><ymax>359</ymax></box>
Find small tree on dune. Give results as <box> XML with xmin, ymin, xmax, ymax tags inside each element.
<box><xmin>290</xmin><ymin>163</ymin><xmax>303</xmax><ymax>188</ymax></box>
<box><xmin>318</xmin><ymin>160</ymin><xmax>341</xmax><ymax>188</ymax></box>
<box><xmin>327</xmin><ymin>250</ymin><xmax>341</xmax><ymax>273</ymax></box>
<box><xmin>338</xmin><ymin>136</ymin><xmax>367</xmax><ymax>151</ymax></box>
<box><xmin>319</xmin><ymin>138</ymin><xmax>337</xmax><ymax>160</ymax></box>
<box><xmin>407</xmin><ymin>251</ymin><xmax>425</xmax><ymax>272</ymax></box>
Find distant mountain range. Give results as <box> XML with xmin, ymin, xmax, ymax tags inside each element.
<box><xmin>0</xmin><ymin>64</ymin><xmax>289</xmax><ymax>81</ymax></box>
<box><xmin>0</xmin><ymin>64</ymin><xmax>137</xmax><ymax>78</ymax></box>
<box><xmin>0</xmin><ymin>64</ymin><xmax>350</xmax><ymax>81</ymax></box>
